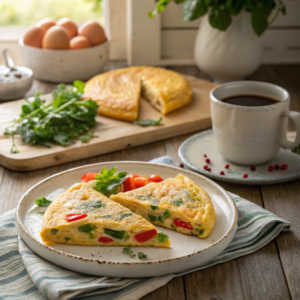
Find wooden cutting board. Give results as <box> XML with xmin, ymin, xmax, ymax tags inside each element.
<box><xmin>0</xmin><ymin>75</ymin><xmax>216</xmax><ymax>171</ymax></box>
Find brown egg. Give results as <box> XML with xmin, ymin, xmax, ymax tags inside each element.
<box><xmin>70</xmin><ymin>36</ymin><xmax>91</xmax><ymax>49</ymax></box>
<box><xmin>36</xmin><ymin>18</ymin><xmax>56</xmax><ymax>33</ymax></box>
<box><xmin>78</xmin><ymin>20</ymin><xmax>106</xmax><ymax>46</ymax></box>
<box><xmin>42</xmin><ymin>25</ymin><xmax>70</xmax><ymax>49</ymax></box>
<box><xmin>23</xmin><ymin>26</ymin><xmax>45</xmax><ymax>48</ymax></box>
<box><xmin>57</xmin><ymin>18</ymin><xmax>78</xmax><ymax>39</ymax></box>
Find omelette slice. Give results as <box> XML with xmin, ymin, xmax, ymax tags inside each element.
<box><xmin>40</xmin><ymin>182</ymin><xmax>170</xmax><ymax>247</ymax></box>
<box><xmin>110</xmin><ymin>174</ymin><xmax>216</xmax><ymax>238</ymax></box>
<box><xmin>84</xmin><ymin>68</ymin><xmax>141</xmax><ymax>121</ymax></box>
<box><xmin>136</xmin><ymin>66</ymin><xmax>193</xmax><ymax>115</ymax></box>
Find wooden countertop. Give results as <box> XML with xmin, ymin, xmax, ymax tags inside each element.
<box><xmin>1</xmin><ymin>61</ymin><xmax>299</xmax><ymax>300</ymax></box>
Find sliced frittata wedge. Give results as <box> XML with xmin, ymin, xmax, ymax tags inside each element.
<box><xmin>110</xmin><ymin>174</ymin><xmax>216</xmax><ymax>238</ymax></box>
<box><xmin>40</xmin><ymin>182</ymin><xmax>170</xmax><ymax>247</ymax></box>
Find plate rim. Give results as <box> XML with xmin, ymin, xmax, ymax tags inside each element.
<box><xmin>178</xmin><ymin>129</ymin><xmax>300</xmax><ymax>185</ymax></box>
<box><xmin>16</xmin><ymin>161</ymin><xmax>237</xmax><ymax>265</ymax></box>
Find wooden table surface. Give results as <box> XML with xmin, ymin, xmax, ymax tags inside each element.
<box><xmin>0</xmin><ymin>62</ymin><xmax>299</xmax><ymax>300</ymax></box>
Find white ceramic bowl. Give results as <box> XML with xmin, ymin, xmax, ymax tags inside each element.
<box><xmin>19</xmin><ymin>39</ymin><xmax>109</xmax><ymax>83</ymax></box>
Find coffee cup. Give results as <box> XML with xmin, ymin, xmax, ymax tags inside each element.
<box><xmin>210</xmin><ymin>81</ymin><xmax>300</xmax><ymax>165</ymax></box>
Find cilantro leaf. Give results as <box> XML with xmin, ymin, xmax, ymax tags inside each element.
<box><xmin>81</xmin><ymin>131</ymin><xmax>95</xmax><ymax>144</ymax></box>
<box><xmin>138</xmin><ymin>252</ymin><xmax>147</xmax><ymax>259</ymax></box>
<box><xmin>133</xmin><ymin>117</ymin><xmax>162</xmax><ymax>127</ymax></box>
<box><xmin>123</xmin><ymin>246</ymin><xmax>136</xmax><ymax>258</ymax></box>
<box><xmin>104</xmin><ymin>228</ymin><xmax>125</xmax><ymax>239</ymax></box>
<box><xmin>73</xmin><ymin>80</ymin><xmax>85</xmax><ymax>93</ymax></box>
<box><xmin>92</xmin><ymin>167</ymin><xmax>127</xmax><ymax>196</ymax></box>
<box><xmin>35</xmin><ymin>197</ymin><xmax>52</xmax><ymax>207</ymax></box>
<box><xmin>157</xmin><ymin>232</ymin><xmax>169</xmax><ymax>243</ymax></box>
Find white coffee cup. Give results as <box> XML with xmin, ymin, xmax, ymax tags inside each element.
<box><xmin>210</xmin><ymin>81</ymin><xmax>300</xmax><ymax>165</ymax></box>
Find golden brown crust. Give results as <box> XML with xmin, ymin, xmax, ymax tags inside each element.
<box><xmin>84</xmin><ymin>67</ymin><xmax>193</xmax><ymax>121</ymax></box>
<box><xmin>84</xmin><ymin>68</ymin><xmax>141</xmax><ymax>121</ymax></box>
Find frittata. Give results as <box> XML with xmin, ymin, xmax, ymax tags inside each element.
<box><xmin>84</xmin><ymin>66</ymin><xmax>193</xmax><ymax>121</ymax></box>
<box><xmin>110</xmin><ymin>174</ymin><xmax>216</xmax><ymax>238</ymax></box>
<box><xmin>40</xmin><ymin>182</ymin><xmax>170</xmax><ymax>247</ymax></box>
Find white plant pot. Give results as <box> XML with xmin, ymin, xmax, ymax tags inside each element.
<box><xmin>194</xmin><ymin>12</ymin><xmax>263</xmax><ymax>83</ymax></box>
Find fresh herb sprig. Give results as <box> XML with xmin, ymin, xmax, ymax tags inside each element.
<box><xmin>133</xmin><ymin>117</ymin><xmax>162</xmax><ymax>127</ymax></box>
<box><xmin>92</xmin><ymin>167</ymin><xmax>127</xmax><ymax>196</ymax></box>
<box><xmin>4</xmin><ymin>81</ymin><xmax>99</xmax><ymax>153</ymax></box>
<box><xmin>35</xmin><ymin>197</ymin><xmax>52</xmax><ymax>207</ymax></box>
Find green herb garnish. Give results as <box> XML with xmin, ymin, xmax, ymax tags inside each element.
<box><xmin>157</xmin><ymin>232</ymin><xmax>169</xmax><ymax>243</ymax></box>
<box><xmin>150</xmin><ymin>205</ymin><xmax>157</xmax><ymax>211</ymax></box>
<box><xmin>80</xmin><ymin>131</ymin><xmax>95</xmax><ymax>144</ymax></box>
<box><xmin>133</xmin><ymin>117</ymin><xmax>162</xmax><ymax>127</ymax></box>
<box><xmin>172</xmin><ymin>200</ymin><xmax>183</xmax><ymax>206</ymax></box>
<box><xmin>292</xmin><ymin>144</ymin><xmax>300</xmax><ymax>155</ymax></box>
<box><xmin>51</xmin><ymin>229</ymin><xmax>58</xmax><ymax>235</ymax></box>
<box><xmin>10</xmin><ymin>135</ymin><xmax>20</xmax><ymax>154</ymax></box>
<box><xmin>35</xmin><ymin>197</ymin><xmax>52</xmax><ymax>207</ymax></box>
<box><xmin>77</xmin><ymin>224</ymin><xmax>97</xmax><ymax>233</ymax></box>
<box><xmin>123</xmin><ymin>246</ymin><xmax>136</xmax><ymax>258</ymax></box>
<box><xmin>4</xmin><ymin>82</ymin><xmax>98</xmax><ymax>152</ymax></box>
<box><xmin>184</xmin><ymin>190</ymin><xmax>195</xmax><ymax>202</ymax></box>
<box><xmin>65</xmin><ymin>237</ymin><xmax>71</xmax><ymax>241</ymax></box>
<box><xmin>35</xmin><ymin>212</ymin><xmax>45</xmax><ymax>215</ymax></box>
<box><xmin>117</xmin><ymin>213</ymin><xmax>132</xmax><ymax>221</ymax></box>
<box><xmin>171</xmin><ymin>223</ymin><xmax>176</xmax><ymax>229</ymax></box>
<box><xmin>124</xmin><ymin>234</ymin><xmax>130</xmax><ymax>240</ymax></box>
<box><xmin>138</xmin><ymin>252</ymin><xmax>147</xmax><ymax>259</ymax></box>
<box><xmin>92</xmin><ymin>167</ymin><xmax>127</xmax><ymax>197</ymax></box>
<box><xmin>104</xmin><ymin>228</ymin><xmax>125</xmax><ymax>239</ymax></box>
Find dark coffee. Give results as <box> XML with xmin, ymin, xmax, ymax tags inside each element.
<box><xmin>221</xmin><ymin>95</ymin><xmax>279</xmax><ymax>107</ymax></box>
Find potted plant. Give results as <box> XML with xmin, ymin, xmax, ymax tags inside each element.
<box><xmin>149</xmin><ymin>0</ymin><xmax>286</xmax><ymax>82</ymax></box>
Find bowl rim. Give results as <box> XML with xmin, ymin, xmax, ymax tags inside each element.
<box><xmin>19</xmin><ymin>38</ymin><xmax>109</xmax><ymax>52</ymax></box>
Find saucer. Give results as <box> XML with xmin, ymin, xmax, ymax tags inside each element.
<box><xmin>178</xmin><ymin>129</ymin><xmax>300</xmax><ymax>185</ymax></box>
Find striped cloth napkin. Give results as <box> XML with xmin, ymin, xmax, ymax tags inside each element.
<box><xmin>0</xmin><ymin>156</ymin><xmax>291</xmax><ymax>300</ymax></box>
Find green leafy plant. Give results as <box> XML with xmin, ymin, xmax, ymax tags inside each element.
<box><xmin>292</xmin><ymin>144</ymin><xmax>300</xmax><ymax>155</ymax></box>
<box><xmin>4</xmin><ymin>81</ymin><xmax>98</xmax><ymax>153</ymax></box>
<box><xmin>149</xmin><ymin>0</ymin><xmax>286</xmax><ymax>36</ymax></box>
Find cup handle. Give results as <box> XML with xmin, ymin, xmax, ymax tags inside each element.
<box><xmin>279</xmin><ymin>111</ymin><xmax>300</xmax><ymax>149</ymax></box>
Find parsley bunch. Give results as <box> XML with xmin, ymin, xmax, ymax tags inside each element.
<box><xmin>4</xmin><ymin>81</ymin><xmax>99</xmax><ymax>153</ymax></box>
<box><xmin>149</xmin><ymin>0</ymin><xmax>286</xmax><ymax>36</ymax></box>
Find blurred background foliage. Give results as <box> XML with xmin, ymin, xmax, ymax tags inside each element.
<box><xmin>0</xmin><ymin>0</ymin><xmax>103</xmax><ymax>26</ymax></box>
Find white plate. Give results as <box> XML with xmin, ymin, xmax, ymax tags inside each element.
<box><xmin>179</xmin><ymin>130</ymin><xmax>300</xmax><ymax>185</ymax></box>
<box><xmin>16</xmin><ymin>161</ymin><xmax>237</xmax><ymax>278</ymax></box>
